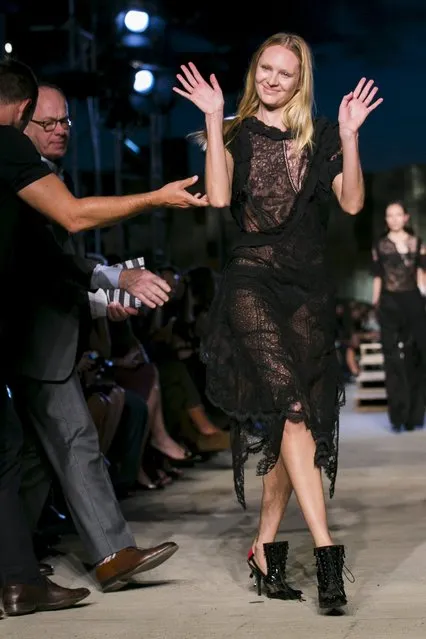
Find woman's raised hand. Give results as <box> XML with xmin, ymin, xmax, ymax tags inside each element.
<box><xmin>173</xmin><ymin>62</ymin><xmax>224</xmax><ymax>115</ymax></box>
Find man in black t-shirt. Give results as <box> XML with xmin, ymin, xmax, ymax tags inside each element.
<box><xmin>0</xmin><ymin>58</ymin><xmax>207</xmax><ymax>315</ymax></box>
<box><xmin>0</xmin><ymin>59</ymin><xmax>207</xmax><ymax>617</ymax></box>
<box><xmin>0</xmin><ymin>59</ymin><xmax>91</xmax><ymax>617</ymax></box>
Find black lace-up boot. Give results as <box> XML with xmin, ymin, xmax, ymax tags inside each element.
<box><xmin>314</xmin><ymin>545</ymin><xmax>350</xmax><ymax>611</ymax></box>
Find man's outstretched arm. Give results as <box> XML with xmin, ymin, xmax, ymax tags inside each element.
<box><xmin>18</xmin><ymin>173</ymin><xmax>208</xmax><ymax>233</ymax></box>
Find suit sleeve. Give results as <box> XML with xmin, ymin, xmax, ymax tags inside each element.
<box><xmin>24</xmin><ymin>217</ymin><xmax>95</xmax><ymax>306</ymax></box>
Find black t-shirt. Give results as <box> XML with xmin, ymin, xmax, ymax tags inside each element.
<box><xmin>0</xmin><ymin>125</ymin><xmax>51</xmax><ymax>281</ymax></box>
<box><xmin>0</xmin><ymin>124</ymin><xmax>93</xmax><ymax>308</ymax></box>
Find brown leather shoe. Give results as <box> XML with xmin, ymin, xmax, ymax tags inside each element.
<box><xmin>38</xmin><ymin>562</ymin><xmax>54</xmax><ymax>577</ymax></box>
<box><xmin>96</xmin><ymin>544</ymin><xmax>179</xmax><ymax>593</ymax></box>
<box><xmin>3</xmin><ymin>577</ymin><xmax>90</xmax><ymax>616</ymax></box>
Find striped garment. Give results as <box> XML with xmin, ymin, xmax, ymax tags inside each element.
<box><xmin>105</xmin><ymin>257</ymin><xmax>145</xmax><ymax>310</ymax></box>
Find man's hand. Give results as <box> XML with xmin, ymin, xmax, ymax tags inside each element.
<box><xmin>118</xmin><ymin>268</ymin><xmax>171</xmax><ymax>309</ymax></box>
<box><xmin>157</xmin><ymin>175</ymin><xmax>209</xmax><ymax>208</ymax></box>
<box><xmin>107</xmin><ymin>302</ymin><xmax>138</xmax><ymax>322</ymax></box>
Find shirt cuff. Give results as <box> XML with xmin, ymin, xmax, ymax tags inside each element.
<box><xmin>90</xmin><ymin>264</ymin><xmax>123</xmax><ymax>290</ymax></box>
<box><xmin>88</xmin><ymin>289</ymin><xmax>108</xmax><ymax>318</ymax></box>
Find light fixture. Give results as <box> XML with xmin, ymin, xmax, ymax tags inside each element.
<box><xmin>115</xmin><ymin>5</ymin><xmax>166</xmax><ymax>49</ymax></box>
<box><xmin>124</xmin><ymin>9</ymin><xmax>150</xmax><ymax>33</ymax></box>
<box><xmin>4</xmin><ymin>43</ymin><xmax>13</xmax><ymax>54</ymax></box>
<box><xmin>133</xmin><ymin>69</ymin><xmax>155</xmax><ymax>94</ymax></box>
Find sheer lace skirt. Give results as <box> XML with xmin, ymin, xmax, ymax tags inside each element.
<box><xmin>201</xmin><ymin>258</ymin><xmax>343</xmax><ymax>508</ymax></box>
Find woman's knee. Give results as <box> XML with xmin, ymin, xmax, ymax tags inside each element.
<box><xmin>284</xmin><ymin>406</ymin><xmax>306</xmax><ymax>436</ymax></box>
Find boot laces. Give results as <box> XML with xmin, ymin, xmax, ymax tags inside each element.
<box><xmin>318</xmin><ymin>551</ymin><xmax>355</xmax><ymax>597</ymax></box>
<box><xmin>342</xmin><ymin>563</ymin><xmax>355</xmax><ymax>584</ymax></box>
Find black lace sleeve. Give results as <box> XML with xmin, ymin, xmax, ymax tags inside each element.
<box><xmin>417</xmin><ymin>238</ymin><xmax>426</xmax><ymax>270</ymax></box>
<box><xmin>225</xmin><ymin>123</ymin><xmax>247</xmax><ymax>163</ymax></box>
<box><xmin>371</xmin><ymin>246</ymin><xmax>383</xmax><ymax>277</ymax></box>
<box><xmin>318</xmin><ymin>120</ymin><xmax>343</xmax><ymax>195</ymax></box>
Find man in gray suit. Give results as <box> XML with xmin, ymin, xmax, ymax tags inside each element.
<box><xmin>13</xmin><ymin>83</ymin><xmax>178</xmax><ymax>593</ymax></box>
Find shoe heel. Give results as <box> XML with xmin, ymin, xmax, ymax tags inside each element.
<box><xmin>247</xmin><ymin>558</ymin><xmax>262</xmax><ymax>596</ymax></box>
<box><xmin>255</xmin><ymin>573</ymin><xmax>262</xmax><ymax>596</ymax></box>
<box><xmin>4</xmin><ymin>601</ymin><xmax>36</xmax><ymax>616</ymax></box>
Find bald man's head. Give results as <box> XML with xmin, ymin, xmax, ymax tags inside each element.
<box><xmin>25</xmin><ymin>85</ymin><xmax>71</xmax><ymax>161</ymax></box>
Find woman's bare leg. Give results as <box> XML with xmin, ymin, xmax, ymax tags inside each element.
<box><xmin>280</xmin><ymin>419</ymin><xmax>333</xmax><ymax>548</ymax></box>
<box><xmin>253</xmin><ymin>456</ymin><xmax>293</xmax><ymax>574</ymax></box>
<box><xmin>188</xmin><ymin>405</ymin><xmax>222</xmax><ymax>435</ymax></box>
<box><xmin>147</xmin><ymin>368</ymin><xmax>187</xmax><ymax>459</ymax></box>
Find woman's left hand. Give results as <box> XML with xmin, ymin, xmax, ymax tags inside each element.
<box><xmin>338</xmin><ymin>78</ymin><xmax>383</xmax><ymax>135</ymax></box>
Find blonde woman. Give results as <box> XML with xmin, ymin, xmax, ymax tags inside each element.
<box><xmin>174</xmin><ymin>33</ymin><xmax>382</xmax><ymax>611</ymax></box>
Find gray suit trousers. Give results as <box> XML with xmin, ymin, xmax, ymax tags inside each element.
<box><xmin>15</xmin><ymin>371</ymin><xmax>135</xmax><ymax>564</ymax></box>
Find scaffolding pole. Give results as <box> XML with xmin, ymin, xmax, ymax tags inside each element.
<box><xmin>30</xmin><ymin>0</ymin><xmax>103</xmax><ymax>254</ymax></box>
<box><xmin>113</xmin><ymin>123</ymin><xmax>126</xmax><ymax>256</ymax></box>
<box><xmin>150</xmin><ymin>111</ymin><xmax>167</xmax><ymax>267</ymax></box>
<box><xmin>67</xmin><ymin>0</ymin><xmax>80</xmax><ymax>198</ymax></box>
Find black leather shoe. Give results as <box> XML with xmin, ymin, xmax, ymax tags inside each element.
<box><xmin>3</xmin><ymin>577</ymin><xmax>90</xmax><ymax>616</ymax></box>
<box><xmin>248</xmin><ymin>542</ymin><xmax>303</xmax><ymax>600</ymax></box>
<box><xmin>38</xmin><ymin>562</ymin><xmax>54</xmax><ymax>577</ymax></box>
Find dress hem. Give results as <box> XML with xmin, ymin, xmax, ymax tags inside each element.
<box><xmin>205</xmin><ymin>384</ymin><xmax>344</xmax><ymax>510</ymax></box>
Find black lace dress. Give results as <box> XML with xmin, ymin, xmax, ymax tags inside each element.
<box><xmin>201</xmin><ymin>116</ymin><xmax>345</xmax><ymax>508</ymax></box>
<box><xmin>372</xmin><ymin>235</ymin><xmax>426</xmax><ymax>428</ymax></box>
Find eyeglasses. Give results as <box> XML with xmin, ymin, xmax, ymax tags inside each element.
<box><xmin>30</xmin><ymin>117</ymin><xmax>72</xmax><ymax>132</ymax></box>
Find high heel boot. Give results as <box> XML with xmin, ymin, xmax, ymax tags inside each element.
<box><xmin>247</xmin><ymin>541</ymin><xmax>303</xmax><ymax>600</ymax></box>
<box><xmin>314</xmin><ymin>545</ymin><xmax>352</xmax><ymax>611</ymax></box>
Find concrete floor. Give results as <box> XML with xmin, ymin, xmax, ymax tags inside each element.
<box><xmin>3</xmin><ymin>385</ymin><xmax>426</xmax><ymax>639</ymax></box>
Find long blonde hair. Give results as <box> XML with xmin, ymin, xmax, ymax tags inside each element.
<box><xmin>192</xmin><ymin>33</ymin><xmax>315</xmax><ymax>153</ymax></box>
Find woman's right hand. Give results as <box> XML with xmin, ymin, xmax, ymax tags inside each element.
<box><xmin>173</xmin><ymin>62</ymin><xmax>224</xmax><ymax>115</ymax></box>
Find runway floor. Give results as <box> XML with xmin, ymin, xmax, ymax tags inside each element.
<box><xmin>4</xmin><ymin>384</ymin><xmax>426</xmax><ymax>639</ymax></box>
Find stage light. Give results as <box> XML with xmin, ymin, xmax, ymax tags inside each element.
<box><xmin>124</xmin><ymin>9</ymin><xmax>150</xmax><ymax>33</ymax></box>
<box><xmin>4</xmin><ymin>43</ymin><xmax>12</xmax><ymax>54</ymax></box>
<box><xmin>124</xmin><ymin>138</ymin><xmax>140</xmax><ymax>154</ymax></box>
<box><xmin>133</xmin><ymin>69</ymin><xmax>155</xmax><ymax>94</ymax></box>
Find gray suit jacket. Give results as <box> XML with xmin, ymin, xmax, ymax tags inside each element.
<box><xmin>16</xmin><ymin>220</ymin><xmax>96</xmax><ymax>382</ymax></box>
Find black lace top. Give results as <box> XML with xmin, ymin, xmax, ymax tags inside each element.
<box><xmin>202</xmin><ymin>116</ymin><xmax>344</xmax><ymax>508</ymax></box>
<box><xmin>229</xmin><ymin>117</ymin><xmax>309</xmax><ymax>232</ymax></box>
<box><xmin>372</xmin><ymin>235</ymin><xmax>426</xmax><ymax>292</ymax></box>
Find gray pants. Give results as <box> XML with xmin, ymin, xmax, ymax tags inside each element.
<box><xmin>14</xmin><ymin>371</ymin><xmax>135</xmax><ymax>564</ymax></box>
